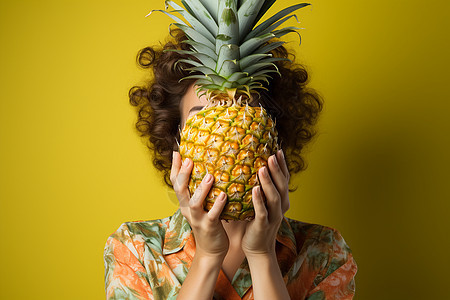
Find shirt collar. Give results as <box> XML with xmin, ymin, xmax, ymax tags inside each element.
<box><xmin>163</xmin><ymin>208</ymin><xmax>297</xmax><ymax>256</ymax></box>
<box><xmin>276</xmin><ymin>217</ymin><xmax>298</xmax><ymax>255</ymax></box>
<box><xmin>162</xmin><ymin>208</ymin><xmax>192</xmax><ymax>255</ymax></box>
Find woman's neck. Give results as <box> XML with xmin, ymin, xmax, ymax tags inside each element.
<box><xmin>221</xmin><ymin>219</ymin><xmax>247</xmax><ymax>247</ymax></box>
<box><xmin>221</xmin><ymin>220</ymin><xmax>248</xmax><ymax>281</ymax></box>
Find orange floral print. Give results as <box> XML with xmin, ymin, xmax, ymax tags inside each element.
<box><xmin>104</xmin><ymin>209</ymin><xmax>357</xmax><ymax>299</ymax></box>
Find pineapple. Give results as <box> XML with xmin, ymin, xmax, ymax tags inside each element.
<box><xmin>147</xmin><ymin>0</ymin><xmax>310</xmax><ymax>220</ymax></box>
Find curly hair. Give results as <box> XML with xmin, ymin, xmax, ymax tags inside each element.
<box><xmin>128</xmin><ymin>29</ymin><xmax>324</xmax><ymax>188</ymax></box>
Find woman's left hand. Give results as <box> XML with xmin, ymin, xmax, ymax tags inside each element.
<box><xmin>242</xmin><ymin>149</ymin><xmax>291</xmax><ymax>257</ymax></box>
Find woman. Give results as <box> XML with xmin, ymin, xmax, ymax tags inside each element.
<box><xmin>103</xmin><ymin>29</ymin><xmax>358</xmax><ymax>300</ymax></box>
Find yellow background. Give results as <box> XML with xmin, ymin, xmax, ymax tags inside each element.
<box><xmin>1</xmin><ymin>0</ymin><xmax>449</xmax><ymax>299</ymax></box>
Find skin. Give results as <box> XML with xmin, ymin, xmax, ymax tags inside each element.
<box><xmin>173</xmin><ymin>84</ymin><xmax>291</xmax><ymax>300</ymax></box>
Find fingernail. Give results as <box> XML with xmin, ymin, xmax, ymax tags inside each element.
<box><xmin>218</xmin><ymin>192</ymin><xmax>226</xmax><ymax>200</ymax></box>
<box><xmin>204</xmin><ymin>173</ymin><xmax>212</xmax><ymax>183</ymax></box>
<box><xmin>272</xmin><ymin>155</ymin><xmax>279</xmax><ymax>167</ymax></box>
<box><xmin>279</xmin><ymin>149</ymin><xmax>285</xmax><ymax>160</ymax></box>
<box><xmin>254</xmin><ymin>186</ymin><xmax>260</xmax><ymax>195</ymax></box>
<box><xmin>260</xmin><ymin>167</ymin><xmax>268</xmax><ymax>178</ymax></box>
<box><xmin>183</xmin><ymin>158</ymin><xmax>189</xmax><ymax>166</ymax></box>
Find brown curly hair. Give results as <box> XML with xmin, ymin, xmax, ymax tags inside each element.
<box><xmin>128</xmin><ymin>29</ymin><xmax>324</xmax><ymax>188</ymax></box>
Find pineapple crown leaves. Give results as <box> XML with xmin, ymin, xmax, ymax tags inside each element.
<box><xmin>146</xmin><ymin>0</ymin><xmax>311</xmax><ymax>100</ymax></box>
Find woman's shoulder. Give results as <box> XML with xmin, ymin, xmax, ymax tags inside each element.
<box><xmin>284</xmin><ymin>217</ymin><xmax>353</xmax><ymax>256</ymax></box>
<box><xmin>283</xmin><ymin>217</ymin><xmax>357</xmax><ymax>293</ymax></box>
<box><xmin>105</xmin><ymin>210</ymin><xmax>180</xmax><ymax>251</ymax></box>
<box><xmin>286</xmin><ymin>218</ymin><xmax>358</xmax><ymax>296</ymax></box>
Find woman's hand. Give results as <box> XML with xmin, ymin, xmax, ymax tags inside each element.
<box><xmin>241</xmin><ymin>149</ymin><xmax>292</xmax><ymax>300</ymax></box>
<box><xmin>170</xmin><ymin>151</ymin><xmax>229</xmax><ymax>258</ymax></box>
<box><xmin>242</xmin><ymin>149</ymin><xmax>291</xmax><ymax>257</ymax></box>
<box><xmin>172</xmin><ymin>151</ymin><xmax>230</xmax><ymax>300</ymax></box>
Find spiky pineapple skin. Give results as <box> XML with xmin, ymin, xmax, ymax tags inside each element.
<box><xmin>179</xmin><ymin>102</ymin><xmax>278</xmax><ymax>220</ymax></box>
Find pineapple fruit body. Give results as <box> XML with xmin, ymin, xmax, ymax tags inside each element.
<box><xmin>149</xmin><ymin>0</ymin><xmax>311</xmax><ymax>219</ymax></box>
<box><xmin>179</xmin><ymin>101</ymin><xmax>278</xmax><ymax>220</ymax></box>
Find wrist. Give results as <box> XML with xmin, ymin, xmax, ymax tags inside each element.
<box><xmin>245</xmin><ymin>250</ymin><xmax>277</xmax><ymax>263</ymax></box>
<box><xmin>179</xmin><ymin>249</ymin><xmax>225</xmax><ymax>300</ymax></box>
<box><xmin>245</xmin><ymin>250</ymin><xmax>290</xmax><ymax>300</ymax></box>
<box><xmin>243</xmin><ymin>242</ymin><xmax>276</xmax><ymax>260</ymax></box>
<box><xmin>194</xmin><ymin>249</ymin><xmax>227</xmax><ymax>265</ymax></box>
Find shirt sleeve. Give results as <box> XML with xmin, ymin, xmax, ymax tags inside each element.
<box><xmin>104</xmin><ymin>234</ymin><xmax>153</xmax><ymax>300</ymax></box>
<box><xmin>306</xmin><ymin>228</ymin><xmax>358</xmax><ymax>300</ymax></box>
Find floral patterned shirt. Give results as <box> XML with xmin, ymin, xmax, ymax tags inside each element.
<box><xmin>103</xmin><ymin>209</ymin><xmax>357</xmax><ymax>299</ymax></box>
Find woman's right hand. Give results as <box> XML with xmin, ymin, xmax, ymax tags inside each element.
<box><xmin>170</xmin><ymin>151</ymin><xmax>229</xmax><ymax>258</ymax></box>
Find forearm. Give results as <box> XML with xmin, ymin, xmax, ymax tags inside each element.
<box><xmin>247</xmin><ymin>252</ymin><xmax>290</xmax><ymax>300</ymax></box>
<box><xmin>178</xmin><ymin>253</ymin><xmax>224</xmax><ymax>300</ymax></box>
